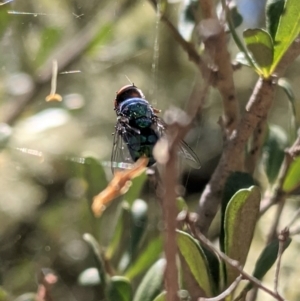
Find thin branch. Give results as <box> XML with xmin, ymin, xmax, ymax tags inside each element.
<box><xmin>186</xmin><ymin>215</ymin><xmax>286</xmax><ymax>301</ymax></box>
<box><xmin>246</xmin><ymin>117</ymin><xmax>268</xmax><ymax>175</ymax></box>
<box><xmin>274</xmin><ymin>228</ymin><xmax>289</xmax><ymax>295</ymax></box>
<box><xmin>198</xmin><ymin>0</ymin><xmax>240</xmax><ymax>137</ymax></box>
<box><xmin>262</xmin><ymin>132</ymin><xmax>300</xmax><ymax>241</ymax></box>
<box><xmin>198</xmin><ymin>37</ymin><xmax>300</xmax><ymax>234</ymax></box>
<box><xmin>199</xmin><ymin>275</ymin><xmax>242</xmax><ymax>301</ymax></box>
<box><xmin>198</xmin><ymin>77</ymin><xmax>275</xmax><ymax>234</ymax></box>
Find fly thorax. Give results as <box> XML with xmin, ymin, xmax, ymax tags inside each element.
<box><xmin>120</xmin><ymin>98</ymin><xmax>154</xmax><ymax>128</ymax></box>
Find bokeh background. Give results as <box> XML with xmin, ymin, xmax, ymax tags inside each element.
<box><xmin>1</xmin><ymin>0</ymin><xmax>300</xmax><ymax>300</ymax></box>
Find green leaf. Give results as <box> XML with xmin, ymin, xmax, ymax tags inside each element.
<box><xmin>278</xmin><ymin>78</ymin><xmax>297</xmax><ymax>139</ymax></box>
<box><xmin>242</xmin><ymin>237</ymin><xmax>291</xmax><ymax>293</ymax></box>
<box><xmin>108</xmin><ymin>276</ymin><xmax>132</xmax><ymax>301</ymax></box>
<box><xmin>78</xmin><ymin>267</ymin><xmax>100</xmax><ymax>286</ymax></box>
<box><xmin>266</xmin><ymin>0</ymin><xmax>286</xmax><ymax>39</ymax></box>
<box><xmin>133</xmin><ymin>258</ymin><xmax>166</xmax><ymax>301</ymax></box>
<box><xmin>119</xmin><ymin>199</ymin><xmax>149</xmax><ymax>271</ymax></box>
<box><xmin>224</xmin><ymin>186</ymin><xmax>261</xmax><ymax>286</ymax></box>
<box><xmin>263</xmin><ymin>125</ymin><xmax>288</xmax><ymax>184</ymax></box>
<box><xmin>270</xmin><ymin>0</ymin><xmax>300</xmax><ymax>73</ymax></box>
<box><xmin>82</xmin><ymin>157</ymin><xmax>107</xmax><ymax>204</ymax></box>
<box><xmin>152</xmin><ymin>291</ymin><xmax>166</xmax><ymax>301</ymax></box>
<box><xmin>124</xmin><ymin>172</ymin><xmax>147</xmax><ymax>206</ymax></box>
<box><xmin>125</xmin><ymin>236</ymin><xmax>163</xmax><ymax>280</ymax></box>
<box><xmin>130</xmin><ymin>199</ymin><xmax>148</xmax><ymax>255</ymax></box>
<box><xmin>106</xmin><ymin>202</ymin><xmax>131</xmax><ymax>260</ymax></box>
<box><xmin>177</xmin><ymin>230</ymin><xmax>214</xmax><ymax>297</ymax></box>
<box><xmin>243</xmin><ymin>28</ymin><xmax>274</xmax><ymax>77</ymax></box>
<box><xmin>228</xmin><ymin>5</ymin><xmax>243</xmax><ymax>29</ymax></box>
<box><xmin>177</xmin><ymin>197</ymin><xmax>188</xmax><ymax>212</ymax></box>
<box><xmin>221</xmin><ymin>172</ymin><xmax>255</xmax><ymax>252</ymax></box>
<box><xmin>282</xmin><ymin>157</ymin><xmax>300</xmax><ymax>192</ymax></box>
<box><xmin>83</xmin><ymin>233</ymin><xmax>107</xmax><ymax>289</ymax></box>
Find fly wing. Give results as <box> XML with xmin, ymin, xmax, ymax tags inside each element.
<box><xmin>178</xmin><ymin>140</ymin><xmax>201</xmax><ymax>169</ymax></box>
<box><xmin>111</xmin><ymin>122</ymin><xmax>138</xmax><ymax>174</ymax></box>
<box><xmin>155</xmin><ymin>117</ymin><xmax>201</xmax><ymax>169</ymax></box>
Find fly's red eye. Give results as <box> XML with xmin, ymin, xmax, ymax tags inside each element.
<box><xmin>114</xmin><ymin>85</ymin><xmax>145</xmax><ymax>107</ymax></box>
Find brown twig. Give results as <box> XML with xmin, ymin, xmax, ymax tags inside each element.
<box><xmin>274</xmin><ymin>228</ymin><xmax>289</xmax><ymax>295</ymax></box>
<box><xmin>198</xmin><ymin>0</ymin><xmax>239</xmax><ymax>137</ymax></box>
<box><xmin>199</xmin><ymin>275</ymin><xmax>242</xmax><ymax>301</ymax></box>
<box><xmin>198</xmin><ymin>37</ymin><xmax>300</xmax><ymax>234</ymax></box>
<box><xmin>246</xmin><ymin>117</ymin><xmax>268</xmax><ymax>175</ymax></box>
<box><xmin>153</xmin><ymin>77</ymin><xmax>210</xmax><ymax>301</ymax></box>
<box><xmin>186</xmin><ymin>215</ymin><xmax>286</xmax><ymax>301</ymax></box>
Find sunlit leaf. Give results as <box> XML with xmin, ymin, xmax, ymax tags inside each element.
<box><xmin>133</xmin><ymin>258</ymin><xmax>166</xmax><ymax>301</ymax></box>
<box><xmin>224</xmin><ymin>186</ymin><xmax>261</xmax><ymax>286</ymax></box>
<box><xmin>152</xmin><ymin>291</ymin><xmax>166</xmax><ymax>301</ymax></box>
<box><xmin>243</xmin><ymin>28</ymin><xmax>273</xmax><ymax>77</ymax></box>
<box><xmin>124</xmin><ymin>236</ymin><xmax>163</xmax><ymax>280</ymax></box>
<box><xmin>78</xmin><ymin>267</ymin><xmax>100</xmax><ymax>286</ymax></box>
<box><xmin>108</xmin><ymin>276</ymin><xmax>132</xmax><ymax>301</ymax></box>
<box><xmin>263</xmin><ymin>125</ymin><xmax>288</xmax><ymax>184</ymax></box>
<box><xmin>270</xmin><ymin>0</ymin><xmax>300</xmax><ymax>73</ymax></box>
<box><xmin>266</xmin><ymin>0</ymin><xmax>285</xmax><ymax>39</ymax></box>
<box><xmin>177</xmin><ymin>230</ymin><xmax>214</xmax><ymax>297</ymax></box>
<box><xmin>221</xmin><ymin>172</ymin><xmax>255</xmax><ymax>252</ymax></box>
<box><xmin>282</xmin><ymin>157</ymin><xmax>300</xmax><ymax>193</ymax></box>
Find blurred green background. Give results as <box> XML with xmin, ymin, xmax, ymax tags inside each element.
<box><xmin>0</xmin><ymin>0</ymin><xmax>300</xmax><ymax>300</ymax></box>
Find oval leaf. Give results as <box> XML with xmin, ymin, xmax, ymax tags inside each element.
<box><xmin>176</xmin><ymin>230</ymin><xmax>214</xmax><ymax>297</ymax></box>
<box><xmin>266</xmin><ymin>0</ymin><xmax>285</xmax><ymax>39</ymax></box>
<box><xmin>282</xmin><ymin>157</ymin><xmax>300</xmax><ymax>192</ymax></box>
<box><xmin>133</xmin><ymin>258</ymin><xmax>166</xmax><ymax>301</ymax></box>
<box><xmin>224</xmin><ymin>186</ymin><xmax>261</xmax><ymax>286</ymax></box>
<box><xmin>243</xmin><ymin>28</ymin><xmax>273</xmax><ymax>77</ymax></box>
<box><xmin>152</xmin><ymin>291</ymin><xmax>166</xmax><ymax>301</ymax></box>
<box><xmin>271</xmin><ymin>0</ymin><xmax>300</xmax><ymax>73</ymax></box>
<box><xmin>124</xmin><ymin>236</ymin><xmax>163</xmax><ymax>280</ymax></box>
<box><xmin>263</xmin><ymin>125</ymin><xmax>288</xmax><ymax>184</ymax></box>
<box><xmin>242</xmin><ymin>237</ymin><xmax>291</xmax><ymax>294</ymax></box>
<box><xmin>108</xmin><ymin>276</ymin><xmax>132</xmax><ymax>301</ymax></box>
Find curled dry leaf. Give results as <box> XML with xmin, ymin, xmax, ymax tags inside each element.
<box><xmin>92</xmin><ymin>156</ymin><xmax>149</xmax><ymax>217</ymax></box>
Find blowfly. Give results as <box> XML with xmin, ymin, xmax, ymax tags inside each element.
<box><xmin>111</xmin><ymin>84</ymin><xmax>201</xmax><ymax>173</ymax></box>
